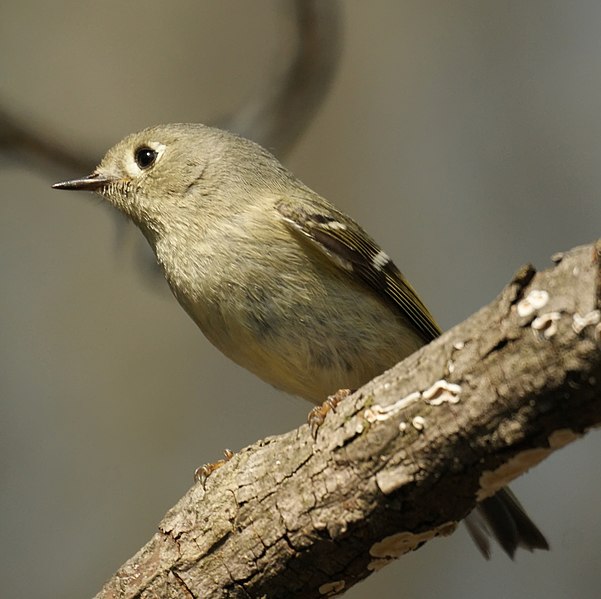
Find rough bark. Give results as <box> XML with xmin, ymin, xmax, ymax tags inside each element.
<box><xmin>94</xmin><ymin>241</ymin><xmax>601</xmax><ymax>599</ymax></box>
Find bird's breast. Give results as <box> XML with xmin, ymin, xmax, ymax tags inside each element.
<box><xmin>167</xmin><ymin>258</ymin><xmax>424</xmax><ymax>403</ymax></box>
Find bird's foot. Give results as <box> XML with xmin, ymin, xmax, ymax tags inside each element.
<box><xmin>308</xmin><ymin>388</ymin><xmax>353</xmax><ymax>438</ymax></box>
<box><xmin>194</xmin><ymin>448</ymin><xmax>234</xmax><ymax>488</ymax></box>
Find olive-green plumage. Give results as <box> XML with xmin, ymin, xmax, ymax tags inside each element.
<box><xmin>54</xmin><ymin>123</ymin><xmax>548</xmax><ymax>558</ymax></box>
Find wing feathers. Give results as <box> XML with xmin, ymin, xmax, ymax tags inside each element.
<box><xmin>276</xmin><ymin>197</ymin><xmax>441</xmax><ymax>342</ymax></box>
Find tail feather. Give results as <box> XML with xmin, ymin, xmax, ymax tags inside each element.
<box><xmin>465</xmin><ymin>487</ymin><xmax>549</xmax><ymax>559</ymax></box>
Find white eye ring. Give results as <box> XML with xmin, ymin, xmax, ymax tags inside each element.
<box><xmin>125</xmin><ymin>141</ymin><xmax>166</xmax><ymax>176</ymax></box>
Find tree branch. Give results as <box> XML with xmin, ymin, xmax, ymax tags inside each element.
<box><xmin>225</xmin><ymin>0</ymin><xmax>342</xmax><ymax>157</ymax></box>
<box><xmin>94</xmin><ymin>241</ymin><xmax>601</xmax><ymax>599</ymax></box>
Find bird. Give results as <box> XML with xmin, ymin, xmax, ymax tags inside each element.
<box><xmin>53</xmin><ymin>123</ymin><xmax>549</xmax><ymax>558</ymax></box>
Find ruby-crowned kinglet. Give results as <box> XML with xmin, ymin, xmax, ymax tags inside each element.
<box><xmin>53</xmin><ymin>123</ymin><xmax>548</xmax><ymax>558</ymax></box>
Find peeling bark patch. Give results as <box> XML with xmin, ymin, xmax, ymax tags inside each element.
<box><xmin>572</xmin><ymin>310</ymin><xmax>601</xmax><ymax>333</ymax></box>
<box><xmin>319</xmin><ymin>580</ymin><xmax>346</xmax><ymax>596</ymax></box>
<box><xmin>477</xmin><ymin>448</ymin><xmax>551</xmax><ymax>500</ymax></box>
<box><xmin>366</xmin><ymin>559</ymin><xmax>389</xmax><ymax>572</ymax></box>
<box><xmin>363</xmin><ymin>392</ymin><xmax>421</xmax><ymax>423</ymax></box>
<box><xmin>516</xmin><ymin>289</ymin><xmax>549</xmax><ymax>317</ymax></box>
<box><xmin>411</xmin><ymin>416</ymin><xmax>426</xmax><ymax>431</ymax></box>
<box><xmin>548</xmin><ymin>428</ymin><xmax>581</xmax><ymax>449</ymax></box>
<box><xmin>376</xmin><ymin>465</ymin><xmax>415</xmax><ymax>495</ymax></box>
<box><xmin>364</xmin><ymin>380</ymin><xmax>461</xmax><ymax>433</ymax></box>
<box><xmin>423</xmin><ymin>380</ymin><xmax>462</xmax><ymax>405</ymax></box>
<box><xmin>531</xmin><ymin>312</ymin><xmax>561</xmax><ymax>338</ymax></box>
<box><xmin>368</xmin><ymin>523</ymin><xmax>457</xmax><ymax>569</ymax></box>
<box><xmin>375</xmin><ymin>464</ymin><xmax>415</xmax><ymax>495</ymax></box>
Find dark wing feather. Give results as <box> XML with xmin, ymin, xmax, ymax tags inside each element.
<box><xmin>276</xmin><ymin>196</ymin><xmax>441</xmax><ymax>343</ymax></box>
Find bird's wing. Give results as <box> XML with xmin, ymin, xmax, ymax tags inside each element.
<box><xmin>276</xmin><ymin>195</ymin><xmax>441</xmax><ymax>343</ymax></box>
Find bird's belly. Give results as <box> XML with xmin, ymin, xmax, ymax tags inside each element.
<box><xmin>185</xmin><ymin>284</ymin><xmax>426</xmax><ymax>404</ymax></box>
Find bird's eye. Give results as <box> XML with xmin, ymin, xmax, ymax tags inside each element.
<box><xmin>134</xmin><ymin>146</ymin><xmax>157</xmax><ymax>169</ymax></box>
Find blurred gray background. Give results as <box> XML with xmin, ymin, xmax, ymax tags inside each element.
<box><xmin>1</xmin><ymin>1</ymin><xmax>600</xmax><ymax>598</ymax></box>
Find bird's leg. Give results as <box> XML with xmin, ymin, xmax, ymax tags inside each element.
<box><xmin>308</xmin><ymin>388</ymin><xmax>353</xmax><ymax>438</ymax></box>
<box><xmin>194</xmin><ymin>448</ymin><xmax>234</xmax><ymax>488</ymax></box>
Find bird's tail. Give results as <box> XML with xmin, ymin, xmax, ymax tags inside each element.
<box><xmin>465</xmin><ymin>487</ymin><xmax>549</xmax><ymax>559</ymax></box>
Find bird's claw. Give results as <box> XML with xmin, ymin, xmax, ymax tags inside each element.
<box><xmin>308</xmin><ymin>388</ymin><xmax>352</xmax><ymax>438</ymax></box>
<box><xmin>194</xmin><ymin>448</ymin><xmax>234</xmax><ymax>488</ymax></box>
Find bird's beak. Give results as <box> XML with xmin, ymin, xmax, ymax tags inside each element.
<box><xmin>52</xmin><ymin>173</ymin><xmax>111</xmax><ymax>192</ymax></box>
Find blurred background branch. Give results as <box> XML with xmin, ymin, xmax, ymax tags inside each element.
<box><xmin>0</xmin><ymin>0</ymin><xmax>341</xmax><ymax>178</ymax></box>
<box><xmin>225</xmin><ymin>0</ymin><xmax>341</xmax><ymax>156</ymax></box>
<box><xmin>0</xmin><ymin>105</ymin><xmax>95</xmax><ymax>176</ymax></box>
